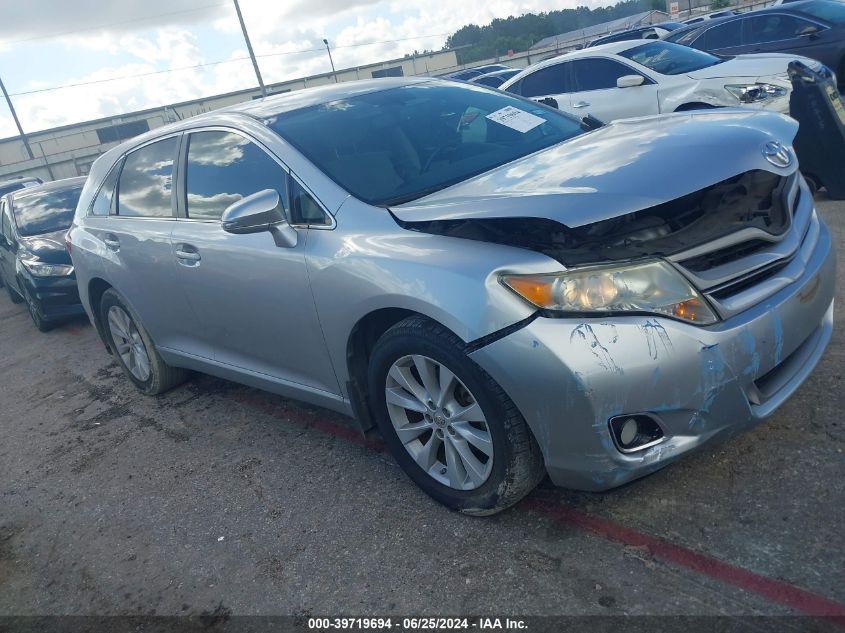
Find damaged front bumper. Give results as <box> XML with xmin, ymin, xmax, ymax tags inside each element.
<box><xmin>469</xmin><ymin>215</ymin><xmax>836</xmax><ymax>492</ymax></box>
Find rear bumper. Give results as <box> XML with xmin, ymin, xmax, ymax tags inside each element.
<box><xmin>469</xmin><ymin>215</ymin><xmax>836</xmax><ymax>491</ymax></box>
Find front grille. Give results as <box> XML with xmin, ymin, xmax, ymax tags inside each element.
<box><xmin>680</xmin><ymin>239</ymin><xmax>772</xmax><ymax>272</ymax></box>
<box><xmin>670</xmin><ymin>172</ymin><xmax>811</xmax><ymax>319</ymax></box>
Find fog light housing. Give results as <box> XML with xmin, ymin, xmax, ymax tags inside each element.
<box><xmin>609</xmin><ymin>414</ymin><xmax>665</xmax><ymax>453</ymax></box>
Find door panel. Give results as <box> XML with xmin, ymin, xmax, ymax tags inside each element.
<box><xmin>94</xmin><ymin>135</ymin><xmax>197</xmax><ymax>352</ymax></box>
<box><xmin>170</xmin><ymin>223</ymin><xmax>338</xmax><ymax>393</ymax></box>
<box><xmin>170</xmin><ymin>129</ymin><xmax>340</xmax><ymax>395</ymax></box>
<box><xmin>86</xmin><ymin>217</ymin><xmax>196</xmax><ymax>350</ymax></box>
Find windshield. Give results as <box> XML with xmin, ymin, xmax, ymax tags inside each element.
<box><xmin>798</xmin><ymin>0</ymin><xmax>845</xmax><ymax>24</ymax></box>
<box><xmin>12</xmin><ymin>184</ymin><xmax>83</xmax><ymax>237</ymax></box>
<box><xmin>620</xmin><ymin>41</ymin><xmax>724</xmax><ymax>74</ymax></box>
<box><xmin>266</xmin><ymin>82</ymin><xmax>584</xmax><ymax>206</ymax></box>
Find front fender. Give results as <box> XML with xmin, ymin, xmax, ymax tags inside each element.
<box><xmin>304</xmin><ymin>201</ymin><xmax>559</xmax><ymax>387</ymax></box>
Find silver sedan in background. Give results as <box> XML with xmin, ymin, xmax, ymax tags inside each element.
<box><xmin>68</xmin><ymin>78</ymin><xmax>835</xmax><ymax>515</ymax></box>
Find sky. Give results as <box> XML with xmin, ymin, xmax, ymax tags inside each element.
<box><xmin>0</xmin><ymin>0</ymin><xmax>603</xmax><ymax>138</ymax></box>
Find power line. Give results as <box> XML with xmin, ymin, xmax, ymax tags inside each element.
<box><xmin>1</xmin><ymin>3</ymin><xmax>230</xmax><ymax>46</ymax></box>
<box><xmin>7</xmin><ymin>33</ymin><xmax>452</xmax><ymax>97</ymax></box>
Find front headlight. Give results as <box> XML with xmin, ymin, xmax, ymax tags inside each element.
<box><xmin>18</xmin><ymin>258</ymin><xmax>73</xmax><ymax>278</ymax></box>
<box><xmin>725</xmin><ymin>83</ymin><xmax>788</xmax><ymax>104</ymax></box>
<box><xmin>501</xmin><ymin>260</ymin><xmax>718</xmax><ymax>324</ymax></box>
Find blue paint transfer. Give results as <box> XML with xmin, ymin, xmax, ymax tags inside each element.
<box><xmin>639</xmin><ymin>319</ymin><xmax>674</xmax><ymax>360</ymax></box>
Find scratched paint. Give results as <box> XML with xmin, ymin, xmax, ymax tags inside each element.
<box><xmin>771</xmin><ymin>310</ymin><xmax>784</xmax><ymax>365</ymax></box>
<box><xmin>699</xmin><ymin>342</ymin><xmax>728</xmax><ymax>412</ymax></box>
<box><xmin>639</xmin><ymin>319</ymin><xmax>674</xmax><ymax>360</ymax></box>
<box><xmin>570</xmin><ymin>324</ymin><xmax>623</xmax><ymax>374</ymax></box>
<box><xmin>738</xmin><ymin>329</ymin><xmax>760</xmax><ymax>378</ymax></box>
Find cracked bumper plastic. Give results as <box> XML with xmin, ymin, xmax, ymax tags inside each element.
<box><xmin>469</xmin><ymin>217</ymin><xmax>836</xmax><ymax>491</ymax></box>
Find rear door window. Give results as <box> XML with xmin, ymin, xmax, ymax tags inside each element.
<box><xmin>519</xmin><ymin>63</ymin><xmax>572</xmax><ymax>97</ymax></box>
<box><xmin>184</xmin><ymin>130</ymin><xmax>289</xmax><ymax>221</ymax></box>
<box><xmin>117</xmin><ymin>137</ymin><xmax>178</xmax><ymax>217</ymax></box>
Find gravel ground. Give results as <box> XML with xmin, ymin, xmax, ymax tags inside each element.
<box><xmin>0</xmin><ymin>199</ymin><xmax>842</xmax><ymax>620</ymax></box>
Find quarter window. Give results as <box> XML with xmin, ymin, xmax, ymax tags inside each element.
<box><xmin>289</xmin><ymin>178</ymin><xmax>329</xmax><ymax>225</ymax></box>
<box><xmin>91</xmin><ymin>160</ymin><xmax>122</xmax><ymax>216</ymax></box>
<box><xmin>519</xmin><ymin>63</ymin><xmax>571</xmax><ymax>97</ymax></box>
<box><xmin>117</xmin><ymin>138</ymin><xmax>178</xmax><ymax>217</ymax></box>
<box><xmin>748</xmin><ymin>15</ymin><xmax>812</xmax><ymax>43</ymax></box>
<box><xmin>572</xmin><ymin>59</ymin><xmax>642</xmax><ymax>91</ymax></box>
<box><xmin>185</xmin><ymin>130</ymin><xmax>288</xmax><ymax>221</ymax></box>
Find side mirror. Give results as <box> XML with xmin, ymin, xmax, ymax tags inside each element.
<box><xmin>537</xmin><ymin>96</ymin><xmax>559</xmax><ymax>109</ymax></box>
<box><xmin>221</xmin><ymin>189</ymin><xmax>297</xmax><ymax>248</ymax></box>
<box><xmin>798</xmin><ymin>25</ymin><xmax>819</xmax><ymax>38</ymax></box>
<box><xmin>617</xmin><ymin>75</ymin><xmax>645</xmax><ymax>88</ymax></box>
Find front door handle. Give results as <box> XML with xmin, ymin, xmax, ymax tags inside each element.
<box><xmin>104</xmin><ymin>234</ymin><xmax>120</xmax><ymax>251</ymax></box>
<box><xmin>175</xmin><ymin>244</ymin><xmax>201</xmax><ymax>264</ymax></box>
<box><xmin>572</xmin><ymin>101</ymin><xmax>590</xmax><ymax>109</ymax></box>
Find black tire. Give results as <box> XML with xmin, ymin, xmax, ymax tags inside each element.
<box><xmin>3</xmin><ymin>272</ymin><xmax>24</xmax><ymax>304</ymax></box>
<box><xmin>23</xmin><ymin>286</ymin><xmax>52</xmax><ymax>332</ymax></box>
<box><xmin>367</xmin><ymin>315</ymin><xmax>545</xmax><ymax>516</ymax></box>
<box><xmin>99</xmin><ymin>288</ymin><xmax>189</xmax><ymax>395</ymax></box>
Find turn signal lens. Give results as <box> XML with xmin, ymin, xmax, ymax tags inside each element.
<box><xmin>501</xmin><ymin>260</ymin><xmax>718</xmax><ymax>325</ymax></box>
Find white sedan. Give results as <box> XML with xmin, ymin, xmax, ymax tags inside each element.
<box><xmin>500</xmin><ymin>40</ymin><xmax>813</xmax><ymax>122</ymax></box>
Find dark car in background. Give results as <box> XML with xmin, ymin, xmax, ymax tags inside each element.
<box><xmin>0</xmin><ymin>176</ymin><xmax>42</xmax><ymax>200</ymax></box>
<box><xmin>0</xmin><ymin>177</ymin><xmax>87</xmax><ymax>331</ymax></box>
<box><xmin>587</xmin><ymin>21</ymin><xmax>685</xmax><ymax>47</ymax></box>
<box><xmin>665</xmin><ymin>0</ymin><xmax>845</xmax><ymax>87</ymax></box>
<box><xmin>470</xmin><ymin>68</ymin><xmax>521</xmax><ymax>87</ymax></box>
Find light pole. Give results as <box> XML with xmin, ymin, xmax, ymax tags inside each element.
<box><xmin>323</xmin><ymin>38</ymin><xmax>338</xmax><ymax>83</ymax></box>
<box><xmin>233</xmin><ymin>0</ymin><xmax>267</xmax><ymax>97</ymax></box>
<box><xmin>0</xmin><ymin>75</ymin><xmax>34</xmax><ymax>160</ymax></box>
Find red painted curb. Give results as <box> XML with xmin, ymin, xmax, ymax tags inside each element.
<box><xmin>525</xmin><ymin>498</ymin><xmax>845</xmax><ymax>625</ymax></box>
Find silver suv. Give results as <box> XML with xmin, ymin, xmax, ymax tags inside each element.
<box><xmin>69</xmin><ymin>78</ymin><xmax>835</xmax><ymax>515</ymax></box>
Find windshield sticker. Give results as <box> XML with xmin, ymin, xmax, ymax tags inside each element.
<box><xmin>485</xmin><ymin>106</ymin><xmax>545</xmax><ymax>133</ymax></box>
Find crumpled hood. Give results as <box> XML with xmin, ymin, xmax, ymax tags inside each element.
<box><xmin>18</xmin><ymin>229</ymin><xmax>72</xmax><ymax>265</ymax></box>
<box><xmin>684</xmin><ymin>53</ymin><xmax>814</xmax><ymax>80</ymax></box>
<box><xmin>391</xmin><ymin>109</ymin><xmax>798</xmax><ymax>228</ymax></box>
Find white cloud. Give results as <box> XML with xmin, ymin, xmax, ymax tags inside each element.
<box><xmin>1</xmin><ymin>0</ymin><xmax>609</xmax><ymax>136</ymax></box>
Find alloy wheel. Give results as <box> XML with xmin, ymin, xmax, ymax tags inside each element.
<box><xmin>384</xmin><ymin>354</ymin><xmax>494</xmax><ymax>490</ymax></box>
<box><xmin>107</xmin><ymin>306</ymin><xmax>151</xmax><ymax>382</ymax></box>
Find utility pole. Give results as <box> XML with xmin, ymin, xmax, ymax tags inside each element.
<box><xmin>232</xmin><ymin>0</ymin><xmax>267</xmax><ymax>97</ymax></box>
<box><xmin>0</xmin><ymin>75</ymin><xmax>34</xmax><ymax>160</ymax></box>
<box><xmin>323</xmin><ymin>39</ymin><xmax>338</xmax><ymax>83</ymax></box>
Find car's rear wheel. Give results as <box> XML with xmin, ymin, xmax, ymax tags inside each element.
<box><xmin>367</xmin><ymin>315</ymin><xmax>545</xmax><ymax>515</ymax></box>
<box><xmin>100</xmin><ymin>289</ymin><xmax>188</xmax><ymax>395</ymax></box>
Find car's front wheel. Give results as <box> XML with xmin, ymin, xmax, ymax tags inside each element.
<box><xmin>100</xmin><ymin>289</ymin><xmax>188</xmax><ymax>395</ymax></box>
<box><xmin>2</xmin><ymin>271</ymin><xmax>24</xmax><ymax>304</ymax></box>
<box><xmin>23</xmin><ymin>286</ymin><xmax>51</xmax><ymax>332</ymax></box>
<box><xmin>368</xmin><ymin>316</ymin><xmax>545</xmax><ymax>515</ymax></box>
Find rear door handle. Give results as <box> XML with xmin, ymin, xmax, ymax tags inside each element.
<box><xmin>175</xmin><ymin>244</ymin><xmax>201</xmax><ymax>264</ymax></box>
<box><xmin>103</xmin><ymin>234</ymin><xmax>120</xmax><ymax>251</ymax></box>
<box><xmin>572</xmin><ymin>101</ymin><xmax>590</xmax><ymax>109</ymax></box>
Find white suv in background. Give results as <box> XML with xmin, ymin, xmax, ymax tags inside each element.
<box><xmin>501</xmin><ymin>40</ymin><xmax>814</xmax><ymax>122</ymax></box>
